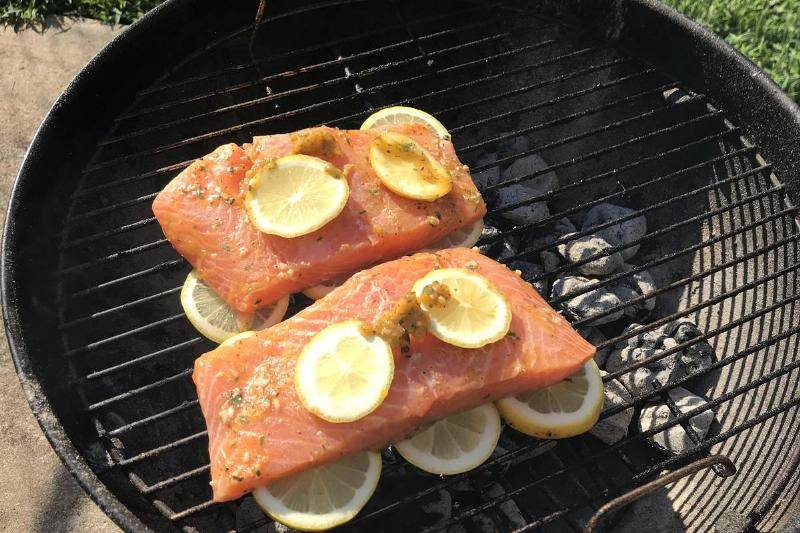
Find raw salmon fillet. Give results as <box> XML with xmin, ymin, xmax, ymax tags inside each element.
<box><xmin>194</xmin><ymin>247</ymin><xmax>596</xmax><ymax>502</ymax></box>
<box><xmin>152</xmin><ymin>124</ymin><xmax>485</xmax><ymax>312</ymax></box>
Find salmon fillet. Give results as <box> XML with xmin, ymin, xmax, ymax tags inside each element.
<box><xmin>194</xmin><ymin>247</ymin><xmax>595</xmax><ymax>502</ymax></box>
<box><xmin>152</xmin><ymin>124</ymin><xmax>486</xmax><ymax>312</ymax></box>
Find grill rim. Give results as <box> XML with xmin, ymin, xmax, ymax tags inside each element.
<box><xmin>2</xmin><ymin>1</ymin><xmax>799</xmax><ymax>532</ymax></box>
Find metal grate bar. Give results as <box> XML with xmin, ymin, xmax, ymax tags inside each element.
<box><xmin>71</xmin><ymin>193</ymin><xmax>159</xmax><ymax>222</ymax></box>
<box><xmin>60</xmin><ymin>217</ymin><xmax>158</xmax><ymax>250</ymax></box>
<box><xmin>134</xmin><ymin>464</ymin><xmax>210</xmax><ymax>495</ymax></box>
<box><xmin>65</xmin><ymin>259</ymin><xmax>184</xmax><ymax>301</ymax></box>
<box><xmin>530</xmin><ymin>169</ymin><xmax>780</xmax><ymax>286</ymax></box>
<box><xmin>65</xmin><ymin>314</ymin><xmax>185</xmax><ymax>357</ymax></box>
<box><xmin>61</xmin><ymin>285</ymin><xmax>180</xmax><ymax>330</ymax></box>
<box><xmin>325</xmin><ymin>45</ymin><xmax>614</xmax><ymax>129</ymax></box>
<box><xmin>481</xmin><ymin>108</ymin><xmax>723</xmax><ymax>190</ymax></box>
<box><xmin>456</xmin><ymin>74</ymin><xmax>667</xmax><ymax>152</ymax></box>
<box><xmin>108</xmin><ymin>400</ymin><xmax>200</xmax><ymax>438</ymax></box>
<box><xmin>101</xmin><ymin>23</ymin><xmax>544</xmax><ymax>146</ymax></box>
<box><xmin>503</xmin><ymin>153</ymin><xmax>764</xmax><ymax>262</ymax></box>
<box><xmin>72</xmin><ymin>160</ymin><xmax>191</xmax><ymax>200</ymax></box>
<box><xmin>601</xmin><ymin>291</ymin><xmax>800</xmax><ymax>397</ymax></box>
<box><xmin>567</xmin><ymin>212</ymin><xmax>799</xmax><ymax>326</ymax></box>
<box><xmin>597</xmin><ymin>257</ymin><xmax>800</xmax><ymax>366</ymax></box>
<box><xmin>57</xmin><ymin>239</ymin><xmax>169</xmax><ymax>278</ymax></box>
<box><xmin>135</xmin><ymin>3</ymin><xmax>493</xmax><ymax>98</ymax></box>
<box><xmin>481</xmin><ymin>130</ymin><xmax>739</xmax><ymax>246</ymax></box>
<box><xmin>88</xmin><ymin>369</ymin><xmax>193</xmax><ymax>412</ymax></box>
<box><xmin>558</xmin><ymin>210</ymin><xmax>800</xmax><ymax>328</ymax></box>
<box><xmin>434</xmin><ymin>56</ymin><xmax>638</xmax><ymax>121</ymax></box>
<box><xmin>113</xmin><ymin>11</ymin><xmax>524</xmax><ymax>123</ymax></box>
<box><xmin>114</xmin><ymin>429</ymin><xmax>207</xmax><ymax>467</ymax></box>
<box><xmin>81</xmin><ymin>337</ymin><xmax>203</xmax><ymax>382</ymax></box>
<box><xmin>89</xmin><ymin>35</ymin><xmax>563</xmax><ymax>170</ymax></box>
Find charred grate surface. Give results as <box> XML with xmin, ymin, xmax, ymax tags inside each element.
<box><xmin>51</xmin><ymin>1</ymin><xmax>799</xmax><ymax>531</ymax></box>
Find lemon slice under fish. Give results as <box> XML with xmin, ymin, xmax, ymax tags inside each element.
<box><xmin>181</xmin><ymin>271</ymin><xmax>289</xmax><ymax>343</ymax></box>
<box><xmin>394</xmin><ymin>403</ymin><xmax>501</xmax><ymax>475</ymax></box>
<box><xmin>496</xmin><ymin>360</ymin><xmax>604</xmax><ymax>439</ymax></box>
<box><xmin>360</xmin><ymin>105</ymin><xmax>451</xmax><ymax>140</ymax></box>
<box><xmin>412</xmin><ymin>268</ymin><xmax>511</xmax><ymax>349</ymax></box>
<box><xmin>295</xmin><ymin>320</ymin><xmax>394</xmax><ymax>423</ymax></box>
<box><xmin>220</xmin><ymin>330</ymin><xmax>256</xmax><ymax>347</ymax></box>
<box><xmin>253</xmin><ymin>451</ymin><xmax>381</xmax><ymax>531</ymax></box>
<box><xmin>369</xmin><ymin>132</ymin><xmax>452</xmax><ymax>202</ymax></box>
<box><xmin>244</xmin><ymin>154</ymin><xmax>349</xmax><ymax>238</ymax></box>
<box><xmin>424</xmin><ymin>219</ymin><xmax>484</xmax><ymax>251</ymax></box>
<box><xmin>302</xmin><ymin>275</ymin><xmax>350</xmax><ymax>300</ymax></box>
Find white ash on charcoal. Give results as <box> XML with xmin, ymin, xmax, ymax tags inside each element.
<box><xmin>663</xmin><ymin>87</ymin><xmax>693</xmax><ymax>104</ymax></box>
<box><xmin>557</xmin><ymin>232</ymin><xmax>624</xmax><ymax>276</ymax></box>
<box><xmin>604</xmin><ymin>321</ymin><xmax>715</xmax><ymax>396</ymax></box>
<box><xmin>610</xmin><ymin>265</ymin><xmax>657</xmax><ymax>319</ymax></box>
<box><xmin>605</xmin><ymin>326</ymin><xmax>682</xmax><ymax>396</ymax></box>
<box><xmin>551</xmin><ymin>276</ymin><xmax>625</xmax><ymax>325</ymax></box>
<box><xmin>582</xmin><ymin>203</ymin><xmax>646</xmax><ymax>260</ymax></box>
<box><xmin>662</xmin><ymin>318</ymin><xmax>716</xmax><ymax>386</ymax></box>
<box><xmin>539</xmin><ymin>250</ymin><xmax>561</xmax><ymax>273</ymax></box>
<box><xmin>579</xmin><ymin>327</ymin><xmax>611</xmax><ymax>367</ymax></box>
<box><xmin>477</xmin><ymin>223</ymin><xmax>503</xmax><ymax>254</ymax></box>
<box><xmin>590</xmin><ymin>371</ymin><xmax>634</xmax><ymax>445</ymax></box>
<box><xmin>639</xmin><ymin>387</ymin><xmax>714</xmax><ymax>453</ymax></box>
<box><xmin>495</xmin><ymin>153</ymin><xmax>558</xmax><ymax>225</ymax></box>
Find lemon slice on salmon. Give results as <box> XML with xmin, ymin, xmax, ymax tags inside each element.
<box><xmin>360</xmin><ymin>106</ymin><xmax>450</xmax><ymax>140</ymax></box>
<box><xmin>181</xmin><ymin>271</ymin><xmax>289</xmax><ymax>343</ymax></box>
<box><xmin>245</xmin><ymin>155</ymin><xmax>349</xmax><ymax>238</ymax></box>
<box><xmin>496</xmin><ymin>360</ymin><xmax>603</xmax><ymax>439</ymax></box>
<box><xmin>369</xmin><ymin>132</ymin><xmax>452</xmax><ymax>202</ymax></box>
<box><xmin>412</xmin><ymin>268</ymin><xmax>511</xmax><ymax>349</ymax></box>
<box><xmin>394</xmin><ymin>403</ymin><xmax>501</xmax><ymax>475</ymax></box>
<box><xmin>253</xmin><ymin>451</ymin><xmax>381</xmax><ymax>531</ymax></box>
<box><xmin>424</xmin><ymin>219</ymin><xmax>484</xmax><ymax>251</ymax></box>
<box><xmin>296</xmin><ymin>320</ymin><xmax>394</xmax><ymax>423</ymax></box>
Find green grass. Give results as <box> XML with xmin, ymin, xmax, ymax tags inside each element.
<box><xmin>663</xmin><ymin>0</ymin><xmax>800</xmax><ymax>101</ymax></box>
<box><xmin>1</xmin><ymin>0</ymin><xmax>798</xmax><ymax>101</ymax></box>
<box><xmin>0</xmin><ymin>0</ymin><xmax>161</xmax><ymax>27</ymax></box>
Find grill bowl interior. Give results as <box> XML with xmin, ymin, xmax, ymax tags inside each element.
<box><xmin>3</xmin><ymin>0</ymin><xmax>799</xmax><ymax>531</ymax></box>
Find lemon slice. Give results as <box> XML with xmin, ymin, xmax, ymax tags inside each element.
<box><xmin>220</xmin><ymin>330</ymin><xmax>256</xmax><ymax>347</ymax></box>
<box><xmin>296</xmin><ymin>320</ymin><xmax>394</xmax><ymax>423</ymax></box>
<box><xmin>302</xmin><ymin>275</ymin><xmax>349</xmax><ymax>300</ymax></box>
<box><xmin>424</xmin><ymin>219</ymin><xmax>485</xmax><ymax>251</ymax></box>
<box><xmin>244</xmin><ymin>155</ymin><xmax>349</xmax><ymax>238</ymax></box>
<box><xmin>412</xmin><ymin>268</ymin><xmax>511</xmax><ymax>349</ymax></box>
<box><xmin>394</xmin><ymin>403</ymin><xmax>501</xmax><ymax>475</ymax></box>
<box><xmin>369</xmin><ymin>132</ymin><xmax>452</xmax><ymax>202</ymax></box>
<box><xmin>251</xmin><ymin>296</ymin><xmax>291</xmax><ymax>330</ymax></box>
<box><xmin>253</xmin><ymin>451</ymin><xmax>381</xmax><ymax>531</ymax></box>
<box><xmin>360</xmin><ymin>106</ymin><xmax>450</xmax><ymax>140</ymax></box>
<box><xmin>181</xmin><ymin>271</ymin><xmax>289</xmax><ymax>343</ymax></box>
<box><xmin>496</xmin><ymin>360</ymin><xmax>603</xmax><ymax>439</ymax></box>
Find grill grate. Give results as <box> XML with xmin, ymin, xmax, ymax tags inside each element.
<box><xmin>50</xmin><ymin>1</ymin><xmax>800</xmax><ymax>531</ymax></box>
